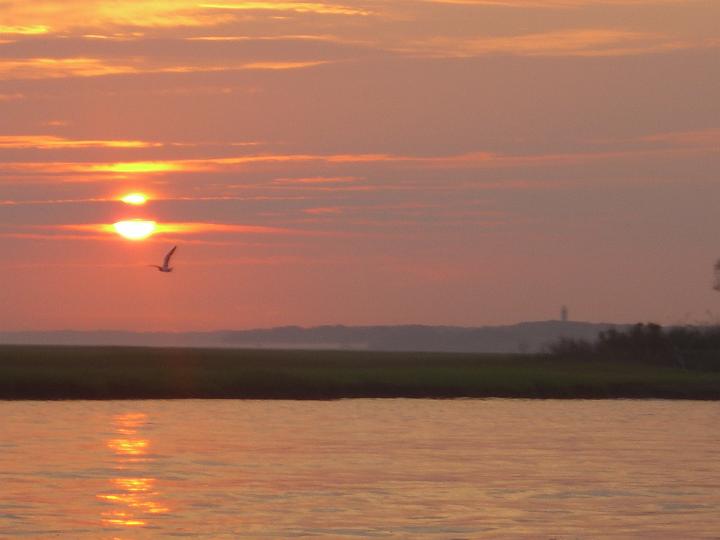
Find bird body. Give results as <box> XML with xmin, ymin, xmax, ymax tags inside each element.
<box><xmin>150</xmin><ymin>246</ymin><xmax>177</xmax><ymax>273</ymax></box>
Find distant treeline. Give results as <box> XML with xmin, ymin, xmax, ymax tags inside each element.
<box><xmin>0</xmin><ymin>321</ymin><xmax>619</xmax><ymax>353</ymax></box>
<box><xmin>547</xmin><ymin>323</ymin><xmax>720</xmax><ymax>371</ymax></box>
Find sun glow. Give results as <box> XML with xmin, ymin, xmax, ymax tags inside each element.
<box><xmin>113</xmin><ymin>220</ymin><xmax>157</xmax><ymax>240</ymax></box>
<box><xmin>91</xmin><ymin>162</ymin><xmax>179</xmax><ymax>173</ymax></box>
<box><xmin>121</xmin><ymin>193</ymin><xmax>148</xmax><ymax>205</ymax></box>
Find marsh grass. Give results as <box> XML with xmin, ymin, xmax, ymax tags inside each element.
<box><xmin>1</xmin><ymin>345</ymin><xmax>719</xmax><ymax>400</ymax></box>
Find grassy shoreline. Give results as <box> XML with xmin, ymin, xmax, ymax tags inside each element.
<box><xmin>1</xmin><ymin>345</ymin><xmax>719</xmax><ymax>400</ymax></box>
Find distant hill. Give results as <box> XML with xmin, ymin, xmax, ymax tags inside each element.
<box><xmin>0</xmin><ymin>321</ymin><xmax>624</xmax><ymax>353</ymax></box>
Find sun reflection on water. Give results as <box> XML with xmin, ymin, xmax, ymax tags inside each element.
<box><xmin>107</xmin><ymin>437</ymin><xmax>149</xmax><ymax>456</ymax></box>
<box><xmin>98</xmin><ymin>412</ymin><xmax>169</xmax><ymax>529</ymax></box>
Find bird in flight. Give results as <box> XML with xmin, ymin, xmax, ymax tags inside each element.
<box><xmin>150</xmin><ymin>246</ymin><xmax>177</xmax><ymax>273</ymax></box>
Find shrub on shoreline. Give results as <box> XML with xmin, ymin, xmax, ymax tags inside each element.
<box><xmin>546</xmin><ymin>323</ymin><xmax>720</xmax><ymax>371</ymax></box>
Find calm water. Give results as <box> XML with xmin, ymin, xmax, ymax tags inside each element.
<box><xmin>1</xmin><ymin>400</ymin><xmax>719</xmax><ymax>539</ymax></box>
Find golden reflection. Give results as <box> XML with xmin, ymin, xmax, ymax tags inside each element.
<box><xmin>114</xmin><ymin>413</ymin><xmax>149</xmax><ymax>433</ymax></box>
<box><xmin>103</xmin><ymin>510</ymin><xmax>146</xmax><ymax>527</ymax></box>
<box><xmin>107</xmin><ymin>438</ymin><xmax>149</xmax><ymax>455</ymax></box>
<box><xmin>98</xmin><ymin>478</ymin><xmax>170</xmax><ymax>523</ymax></box>
<box><xmin>99</xmin><ymin>412</ymin><xmax>170</xmax><ymax>529</ymax></box>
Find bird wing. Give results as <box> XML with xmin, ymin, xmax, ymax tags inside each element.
<box><xmin>163</xmin><ymin>246</ymin><xmax>177</xmax><ymax>267</ymax></box>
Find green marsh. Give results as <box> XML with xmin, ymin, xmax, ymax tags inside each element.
<box><xmin>1</xmin><ymin>345</ymin><xmax>719</xmax><ymax>400</ymax></box>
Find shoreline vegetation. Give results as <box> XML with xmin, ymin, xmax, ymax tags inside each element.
<box><xmin>1</xmin><ymin>340</ymin><xmax>719</xmax><ymax>400</ymax></box>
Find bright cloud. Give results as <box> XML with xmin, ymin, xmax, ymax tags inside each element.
<box><xmin>400</xmin><ymin>29</ymin><xmax>698</xmax><ymax>57</ymax></box>
<box><xmin>199</xmin><ymin>2</ymin><xmax>371</xmax><ymax>16</ymax></box>
<box><xmin>0</xmin><ymin>135</ymin><xmax>159</xmax><ymax>149</ymax></box>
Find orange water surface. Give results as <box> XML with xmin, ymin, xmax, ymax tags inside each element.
<box><xmin>1</xmin><ymin>399</ymin><xmax>719</xmax><ymax>539</ymax></box>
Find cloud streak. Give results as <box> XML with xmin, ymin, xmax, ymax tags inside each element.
<box><xmin>0</xmin><ymin>0</ymin><xmax>370</xmax><ymax>35</ymax></box>
<box><xmin>399</xmin><ymin>29</ymin><xmax>703</xmax><ymax>57</ymax></box>
<box><xmin>0</xmin><ymin>56</ymin><xmax>331</xmax><ymax>80</ymax></box>
<box><xmin>199</xmin><ymin>2</ymin><xmax>371</xmax><ymax>16</ymax></box>
<box><xmin>0</xmin><ymin>135</ymin><xmax>159</xmax><ymax>149</ymax></box>
<box><xmin>423</xmin><ymin>0</ymin><xmax>703</xmax><ymax>7</ymax></box>
<box><xmin>0</xmin><ymin>139</ymin><xmax>716</xmax><ymax>182</ymax></box>
<box><xmin>0</xmin><ymin>25</ymin><xmax>50</xmax><ymax>35</ymax></box>
<box><xmin>57</xmin><ymin>222</ymin><xmax>349</xmax><ymax>238</ymax></box>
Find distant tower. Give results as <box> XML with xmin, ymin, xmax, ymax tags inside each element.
<box><xmin>561</xmin><ymin>305</ymin><xmax>569</xmax><ymax>322</ymax></box>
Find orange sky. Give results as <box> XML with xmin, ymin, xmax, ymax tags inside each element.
<box><xmin>0</xmin><ymin>0</ymin><xmax>718</xmax><ymax>330</ymax></box>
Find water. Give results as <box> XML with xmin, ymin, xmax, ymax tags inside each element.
<box><xmin>1</xmin><ymin>399</ymin><xmax>718</xmax><ymax>539</ymax></box>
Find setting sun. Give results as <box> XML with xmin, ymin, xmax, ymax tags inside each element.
<box><xmin>113</xmin><ymin>220</ymin><xmax>157</xmax><ymax>240</ymax></box>
<box><xmin>120</xmin><ymin>193</ymin><xmax>148</xmax><ymax>205</ymax></box>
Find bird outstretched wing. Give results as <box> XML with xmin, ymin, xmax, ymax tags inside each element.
<box><xmin>163</xmin><ymin>246</ymin><xmax>177</xmax><ymax>267</ymax></box>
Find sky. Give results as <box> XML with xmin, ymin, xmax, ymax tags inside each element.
<box><xmin>0</xmin><ymin>0</ymin><xmax>718</xmax><ymax>331</ymax></box>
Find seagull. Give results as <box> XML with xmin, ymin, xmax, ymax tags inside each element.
<box><xmin>150</xmin><ymin>246</ymin><xmax>177</xmax><ymax>273</ymax></box>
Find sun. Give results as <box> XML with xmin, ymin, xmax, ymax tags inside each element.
<box><xmin>120</xmin><ymin>193</ymin><xmax>148</xmax><ymax>205</ymax></box>
<box><xmin>113</xmin><ymin>220</ymin><xmax>157</xmax><ymax>240</ymax></box>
